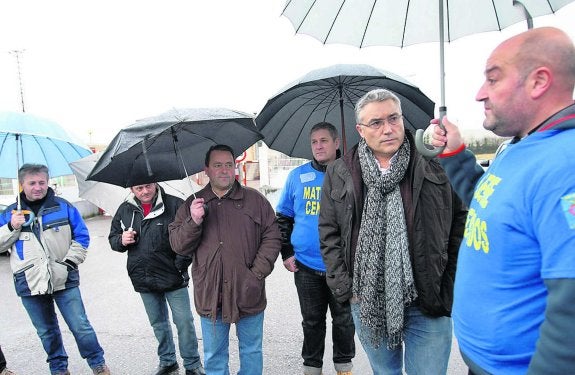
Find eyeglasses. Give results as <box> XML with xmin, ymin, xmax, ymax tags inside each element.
<box><xmin>359</xmin><ymin>114</ymin><xmax>403</xmax><ymax>129</ymax></box>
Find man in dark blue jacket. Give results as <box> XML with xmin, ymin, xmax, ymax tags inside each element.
<box><xmin>109</xmin><ymin>183</ymin><xmax>204</xmax><ymax>375</ymax></box>
<box><xmin>0</xmin><ymin>164</ymin><xmax>110</xmax><ymax>375</ymax></box>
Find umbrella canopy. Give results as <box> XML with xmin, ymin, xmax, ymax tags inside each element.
<box><xmin>87</xmin><ymin>108</ymin><xmax>263</xmax><ymax>188</ymax></box>
<box><xmin>281</xmin><ymin>0</ymin><xmax>574</xmax><ymax>157</ymax></box>
<box><xmin>70</xmin><ymin>152</ymin><xmax>198</xmax><ymax>216</ymax></box>
<box><xmin>255</xmin><ymin>64</ymin><xmax>434</xmax><ymax>160</ymax></box>
<box><xmin>282</xmin><ymin>0</ymin><xmax>571</xmax><ymax>47</ymax></box>
<box><xmin>0</xmin><ymin>111</ymin><xmax>92</xmax><ymax>178</ymax></box>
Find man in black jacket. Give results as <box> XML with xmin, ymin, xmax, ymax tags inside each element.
<box><xmin>108</xmin><ymin>183</ymin><xmax>204</xmax><ymax>375</ymax></box>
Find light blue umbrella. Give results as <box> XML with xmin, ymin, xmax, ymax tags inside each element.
<box><xmin>0</xmin><ymin>111</ymin><xmax>92</xmax><ymax>179</ymax></box>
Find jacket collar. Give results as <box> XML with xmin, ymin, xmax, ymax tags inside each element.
<box><xmin>126</xmin><ymin>185</ymin><xmax>166</xmax><ymax>219</ymax></box>
<box><xmin>311</xmin><ymin>149</ymin><xmax>341</xmax><ymax>172</ymax></box>
<box><xmin>202</xmin><ymin>180</ymin><xmax>244</xmax><ymax>203</ymax></box>
<box><xmin>19</xmin><ymin>188</ymin><xmax>58</xmax><ymax>213</ymax></box>
<box><xmin>535</xmin><ymin>102</ymin><xmax>575</xmax><ymax>133</ymax></box>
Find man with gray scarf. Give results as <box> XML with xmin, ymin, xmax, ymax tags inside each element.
<box><xmin>319</xmin><ymin>88</ymin><xmax>467</xmax><ymax>375</ymax></box>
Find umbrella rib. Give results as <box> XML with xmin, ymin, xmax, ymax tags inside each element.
<box><xmin>489</xmin><ymin>0</ymin><xmax>503</xmax><ymax>31</ymax></box>
<box><xmin>268</xmin><ymin>87</ymin><xmax>338</xmax><ymax>155</ymax></box>
<box><xmin>265</xmin><ymin>76</ymin><xmax>385</xmax><ymax>154</ymax></box>
<box><xmin>322</xmin><ymin>0</ymin><xmax>346</xmax><ymax>44</ymax></box>
<box><xmin>446</xmin><ymin>0</ymin><xmax>452</xmax><ymax>40</ymax></box>
<box><xmin>360</xmin><ymin>0</ymin><xmax>378</xmax><ymax>48</ymax></box>
<box><xmin>401</xmin><ymin>0</ymin><xmax>410</xmax><ymax>47</ymax></box>
<box><xmin>291</xmin><ymin>0</ymin><xmax>317</xmax><ymax>33</ymax></box>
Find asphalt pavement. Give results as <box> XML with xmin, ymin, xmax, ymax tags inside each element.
<box><xmin>0</xmin><ymin>215</ymin><xmax>467</xmax><ymax>374</ymax></box>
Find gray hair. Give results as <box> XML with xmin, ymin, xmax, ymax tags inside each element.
<box><xmin>18</xmin><ymin>164</ymin><xmax>49</xmax><ymax>184</ymax></box>
<box><xmin>355</xmin><ymin>89</ymin><xmax>402</xmax><ymax>123</ymax></box>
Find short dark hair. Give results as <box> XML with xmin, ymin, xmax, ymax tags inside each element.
<box><xmin>205</xmin><ymin>144</ymin><xmax>235</xmax><ymax>166</ymax></box>
<box><xmin>18</xmin><ymin>164</ymin><xmax>49</xmax><ymax>184</ymax></box>
<box><xmin>310</xmin><ymin>122</ymin><xmax>339</xmax><ymax>141</ymax></box>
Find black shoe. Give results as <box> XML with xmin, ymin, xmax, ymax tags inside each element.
<box><xmin>185</xmin><ymin>366</ymin><xmax>206</xmax><ymax>375</ymax></box>
<box><xmin>154</xmin><ymin>362</ymin><xmax>179</xmax><ymax>375</ymax></box>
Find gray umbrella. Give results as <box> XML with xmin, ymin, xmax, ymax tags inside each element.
<box><xmin>255</xmin><ymin>64</ymin><xmax>434</xmax><ymax>160</ymax></box>
<box><xmin>87</xmin><ymin>108</ymin><xmax>263</xmax><ymax>188</ymax></box>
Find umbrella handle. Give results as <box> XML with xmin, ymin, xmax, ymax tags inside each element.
<box><xmin>414</xmin><ymin>106</ymin><xmax>447</xmax><ymax>159</ymax></box>
<box><xmin>11</xmin><ymin>209</ymin><xmax>35</xmax><ymax>227</ymax></box>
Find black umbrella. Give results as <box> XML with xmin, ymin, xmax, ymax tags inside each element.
<box><xmin>87</xmin><ymin>108</ymin><xmax>263</xmax><ymax>188</ymax></box>
<box><xmin>255</xmin><ymin>64</ymin><xmax>434</xmax><ymax>160</ymax></box>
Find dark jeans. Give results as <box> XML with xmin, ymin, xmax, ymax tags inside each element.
<box><xmin>20</xmin><ymin>287</ymin><xmax>105</xmax><ymax>373</ymax></box>
<box><xmin>0</xmin><ymin>345</ymin><xmax>6</xmax><ymax>371</ymax></box>
<box><xmin>294</xmin><ymin>262</ymin><xmax>355</xmax><ymax>370</ymax></box>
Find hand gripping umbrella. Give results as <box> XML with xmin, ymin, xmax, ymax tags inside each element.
<box><xmin>87</xmin><ymin>108</ymin><xmax>263</xmax><ymax>192</ymax></box>
<box><xmin>281</xmin><ymin>0</ymin><xmax>574</xmax><ymax>158</ymax></box>
<box><xmin>0</xmin><ymin>111</ymin><xmax>92</xmax><ymax>225</ymax></box>
<box><xmin>255</xmin><ymin>64</ymin><xmax>434</xmax><ymax>160</ymax></box>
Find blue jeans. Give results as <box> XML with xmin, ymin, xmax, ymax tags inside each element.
<box><xmin>140</xmin><ymin>286</ymin><xmax>202</xmax><ymax>370</ymax></box>
<box><xmin>20</xmin><ymin>287</ymin><xmax>105</xmax><ymax>374</ymax></box>
<box><xmin>351</xmin><ymin>303</ymin><xmax>452</xmax><ymax>375</ymax></box>
<box><xmin>294</xmin><ymin>264</ymin><xmax>355</xmax><ymax>373</ymax></box>
<box><xmin>200</xmin><ymin>311</ymin><xmax>264</xmax><ymax>375</ymax></box>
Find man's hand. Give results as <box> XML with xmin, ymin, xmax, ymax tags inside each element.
<box><xmin>430</xmin><ymin>116</ymin><xmax>464</xmax><ymax>153</ymax></box>
<box><xmin>283</xmin><ymin>256</ymin><xmax>299</xmax><ymax>273</ymax></box>
<box><xmin>121</xmin><ymin>228</ymin><xmax>138</xmax><ymax>246</ymax></box>
<box><xmin>190</xmin><ymin>198</ymin><xmax>206</xmax><ymax>225</ymax></box>
<box><xmin>10</xmin><ymin>210</ymin><xmax>26</xmax><ymax>230</ymax></box>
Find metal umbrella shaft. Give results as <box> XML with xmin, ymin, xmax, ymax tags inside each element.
<box><xmin>415</xmin><ymin>0</ymin><xmax>536</xmax><ymax>158</ymax></box>
<box><xmin>14</xmin><ymin>133</ymin><xmax>35</xmax><ymax>225</ymax></box>
<box><xmin>172</xmin><ymin>129</ymin><xmax>198</xmax><ymax>200</ymax></box>
<box><xmin>338</xmin><ymin>84</ymin><xmax>347</xmax><ymax>153</ymax></box>
<box><xmin>415</xmin><ymin>0</ymin><xmax>447</xmax><ymax>159</ymax></box>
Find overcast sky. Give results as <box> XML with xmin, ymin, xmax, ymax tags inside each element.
<box><xmin>1</xmin><ymin>0</ymin><xmax>574</xmax><ymax>145</ymax></box>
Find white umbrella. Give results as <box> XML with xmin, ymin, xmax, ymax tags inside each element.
<box><xmin>281</xmin><ymin>0</ymin><xmax>575</xmax><ymax>157</ymax></box>
<box><xmin>70</xmin><ymin>152</ymin><xmax>199</xmax><ymax>216</ymax></box>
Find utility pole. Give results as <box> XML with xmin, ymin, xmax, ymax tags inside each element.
<box><xmin>9</xmin><ymin>49</ymin><xmax>26</xmax><ymax>113</ymax></box>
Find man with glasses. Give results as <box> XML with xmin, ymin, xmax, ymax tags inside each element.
<box><xmin>109</xmin><ymin>182</ymin><xmax>204</xmax><ymax>375</ymax></box>
<box><xmin>169</xmin><ymin>144</ymin><xmax>281</xmax><ymax>375</ymax></box>
<box><xmin>319</xmin><ymin>89</ymin><xmax>467</xmax><ymax>374</ymax></box>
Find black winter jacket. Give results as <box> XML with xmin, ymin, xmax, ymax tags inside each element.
<box><xmin>319</xmin><ymin>132</ymin><xmax>467</xmax><ymax>317</ymax></box>
<box><xmin>109</xmin><ymin>187</ymin><xmax>190</xmax><ymax>293</ymax></box>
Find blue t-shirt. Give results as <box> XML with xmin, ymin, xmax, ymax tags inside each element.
<box><xmin>453</xmin><ymin>128</ymin><xmax>575</xmax><ymax>374</ymax></box>
<box><xmin>276</xmin><ymin>162</ymin><xmax>325</xmax><ymax>271</ymax></box>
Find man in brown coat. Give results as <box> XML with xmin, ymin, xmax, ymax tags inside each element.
<box><xmin>169</xmin><ymin>144</ymin><xmax>281</xmax><ymax>375</ymax></box>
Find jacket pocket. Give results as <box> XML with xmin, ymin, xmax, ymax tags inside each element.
<box><xmin>326</xmin><ymin>271</ymin><xmax>352</xmax><ymax>303</ymax></box>
<box><xmin>330</xmin><ymin>186</ymin><xmax>347</xmax><ymax>202</ymax></box>
<box><xmin>237</xmin><ymin>269</ymin><xmax>264</xmax><ymax>309</ymax></box>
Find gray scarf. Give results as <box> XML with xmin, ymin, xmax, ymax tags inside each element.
<box><xmin>353</xmin><ymin>137</ymin><xmax>417</xmax><ymax>349</ymax></box>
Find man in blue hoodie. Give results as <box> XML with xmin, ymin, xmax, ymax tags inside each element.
<box><xmin>432</xmin><ymin>27</ymin><xmax>575</xmax><ymax>374</ymax></box>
